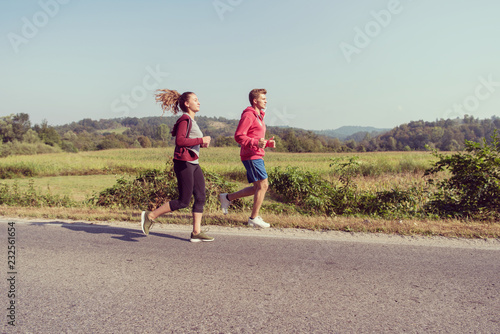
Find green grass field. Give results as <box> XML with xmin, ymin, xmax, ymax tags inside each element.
<box><xmin>0</xmin><ymin>147</ymin><xmax>437</xmax><ymax>201</ymax></box>
<box><xmin>0</xmin><ymin>147</ymin><xmax>436</xmax><ymax>201</ymax></box>
<box><xmin>0</xmin><ymin>146</ymin><xmax>435</xmax><ymax>175</ymax></box>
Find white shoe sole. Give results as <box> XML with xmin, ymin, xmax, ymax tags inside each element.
<box><xmin>141</xmin><ymin>211</ymin><xmax>147</xmax><ymax>234</ymax></box>
<box><xmin>190</xmin><ymin>238</ymin><xmax>215</xmax><ymax>243</ymax></box>
<box><xmin>248</xmin><ymin>221</ymin><xmax>270</xmax><ymax>228</ymax></box>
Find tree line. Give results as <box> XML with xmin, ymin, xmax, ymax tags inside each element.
<box><xmin>0</xmin><ymin>113</ymin><xmax>499</xmax><ymax>156</ymax></box>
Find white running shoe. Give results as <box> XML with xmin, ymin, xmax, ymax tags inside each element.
<box><xmin>248</xmin><ymin>216</ymin><xmax>270</xmax><ymax>228</ymax></box>
<box><xmin>220</xmin><ymin>193</ymin><xmax>231</xmax><ymax>215</ymax></box>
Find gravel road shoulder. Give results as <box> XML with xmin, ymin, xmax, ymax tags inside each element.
<box><xmin>3</xmin><ymin>216</ymin><xmax>500</xmax><ymax>250</ymax></box>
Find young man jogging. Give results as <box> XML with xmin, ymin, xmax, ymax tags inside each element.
<box><xmin>220</xmin><ymin>88</ymin><xmax>275</xmax><ymax>227</ymax></box>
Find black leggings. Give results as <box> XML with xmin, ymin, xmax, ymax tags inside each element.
<box><xmin>169</xmin><ymin>160</ymin><xmax>206</xmax><ymax>213</ymax></box>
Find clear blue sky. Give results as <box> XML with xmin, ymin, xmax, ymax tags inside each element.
<box><xmin>1</xmin><ymin>0</ymin><xmax>500</xmax><ymax>130</ymax></box>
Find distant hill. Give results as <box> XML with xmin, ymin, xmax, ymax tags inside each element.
<box><xmin>4</xmin><ymin>112</ymin><xmax>496</xmax><ymax>155</ymax></box>
<box><xmin>314</xmin><ymin>126</ymin><xmax>390</xmax><ymax>140</ymax></box>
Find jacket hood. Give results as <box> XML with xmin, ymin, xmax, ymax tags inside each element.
<box><xmin>171</xmin><ymin>113</ymin><xmax>190</xmax><ymax>137</ymax></box>
<box><xmin>242</xmin><ymin>106</ymin><xmax>265</xmax><ymax>119</ymax></box>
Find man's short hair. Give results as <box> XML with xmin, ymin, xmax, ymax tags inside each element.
<box><xmin>249</xmin><ymin>89</ymin><xmax>267</xmax><ymax>106</ymax></box>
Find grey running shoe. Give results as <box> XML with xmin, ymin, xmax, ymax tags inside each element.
<box><xmin>141</xmin><ymin>211</ymin><xmax>155</xmax><ymax>235</ymax></box>
<box><xmin>190</xmin><ymin>231</ymin><xmax>215</xmax><ymax>243</ymax></box>
<box><xmin>248</xmin><ymin>216</ymin><xmax>270</xmax><ymax>228</ymax></box>
<box><xmin>220</xmin><ymin>193</ymin><xmax>231</xmax><ymax>215</ymax></box>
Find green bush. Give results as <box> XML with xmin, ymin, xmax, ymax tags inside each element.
<box><xmin>361</xmin><ymin>186</ymin><xmax>428</xmax><ymax>218</ymax></box>
<box><xmin>269</xmin><ymin>166</ymin><xmax>337</xmax><ymax>215</ymax></box>
<box><xmin>0</xmin><ymin>165</ymin><xmax>36</xmax><ymax>179</ymax></box>
<box><xmin>61</xmin><ymin>140</ymin><xmax>79</xmax><ymax>153</ymax></box>
<box><xmin>0</xmin><ymin>141</ymin><xmax>61</xmax><ymax>157</ymax></box>
<box><xmin>91</xmin><ymin>161</ymin><xmax>243</xmax><ymax>212</ymax></box>
<box><xmin>269</xmin><ymin>162</ymin><xmax>429</xmax><ymax>218</ymax></box>
<box><xmin>425</xmin><ymin>131</ymin><xmax>500</xmax><ymax>219</ymax></box>
<box><xmin>91</xmin><ymin>168</ymin><xmax>177</xmax><ymax>209</ymax></box>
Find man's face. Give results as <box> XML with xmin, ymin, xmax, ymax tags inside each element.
<box><xmin>254</xmin><ymin>94</ymin><xmax>267</xmax><ymax>111</ymax></box>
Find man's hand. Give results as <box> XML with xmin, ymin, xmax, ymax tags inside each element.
<box><xmin>258</xmin><ymin>136</ymin><xmax>275</xmax><ymax>149</ymax></box>
<box><xmin>267</xmin><ymin>136</ymin><xmax>276</xmax><ymax>148</ymax></box>
<box><xmin>258</xmin><ymin>137</ymin><xmax>266</xmax><ymax>148</ymax></box>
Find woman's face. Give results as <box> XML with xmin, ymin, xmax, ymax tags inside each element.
<box><xmin>185</xmin><ymin>94</ymin><xmax>200</xmax><ymax>112</ymax></box>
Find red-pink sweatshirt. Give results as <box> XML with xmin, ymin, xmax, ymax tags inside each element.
<box><xmin>234</xmin><ymin>106</ymin><xmax>269</xmax><ymax>161</ymax></box>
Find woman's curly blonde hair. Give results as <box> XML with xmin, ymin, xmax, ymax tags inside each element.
<box><xmin>155</xmin><ymin>89</ymin><xmax>194</xmax><ymax>115</ymax></box>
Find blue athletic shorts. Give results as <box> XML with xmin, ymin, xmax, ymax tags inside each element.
<box><xmin>242</xmin><ymin>159</ymin><xmax>268</xmax><ymax>183</ymax></box>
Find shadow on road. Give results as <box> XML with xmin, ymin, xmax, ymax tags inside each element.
<box><xmin>29</xmin><ymin>221</ymin><xmax>189</xmax><ymax>242</ymax></box>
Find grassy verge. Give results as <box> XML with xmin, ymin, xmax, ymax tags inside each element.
<box><xmin>1</xmin><ymin>205</ymin><xmax>499</xmax><ymax>239</ymax></box>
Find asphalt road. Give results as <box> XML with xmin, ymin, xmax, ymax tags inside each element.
<box><xmin>1</xmin><ymin>218</ymin><xmax>499</xmax><ymax>333</ymax></box>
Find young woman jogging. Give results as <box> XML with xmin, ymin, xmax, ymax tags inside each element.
<box><xmin>141</xmin><ymin>89</ymin><xmax>214</xmax><ymax>242</ymax></box>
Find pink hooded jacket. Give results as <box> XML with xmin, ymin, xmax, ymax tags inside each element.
<box><xmin>234</xmin><ymin>106</ymin><xmax>270</xmax><ymax>161</ymax></box>
<box><xmin>171</xmin><ymin>113</ymin><xmax>203</xmax><ymax>162</ymax></box>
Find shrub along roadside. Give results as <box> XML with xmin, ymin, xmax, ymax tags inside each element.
<box><xmin>425</xmin><ymin>131</ymin><xmax>500</xmax><ymax>219</ymax></box>
<box><xmin>91</xmin><ymin>163</ymin><xmax>431</xmax><ymax>220</ymax></box>
<box><xmin>90</xmin><ymin>161</ymin><xmax>249</xmax><ymax>213</ymax></box>
<box><xmin>268</xmin><ymin>165</ymin><xmax>429</xmax><ymax>219</ymax></box>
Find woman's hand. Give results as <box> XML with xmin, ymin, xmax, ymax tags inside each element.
<box><xmin>201</xmin><ymin>136</ymin><xmax>211</xmax><ymax>148</ymax></box>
